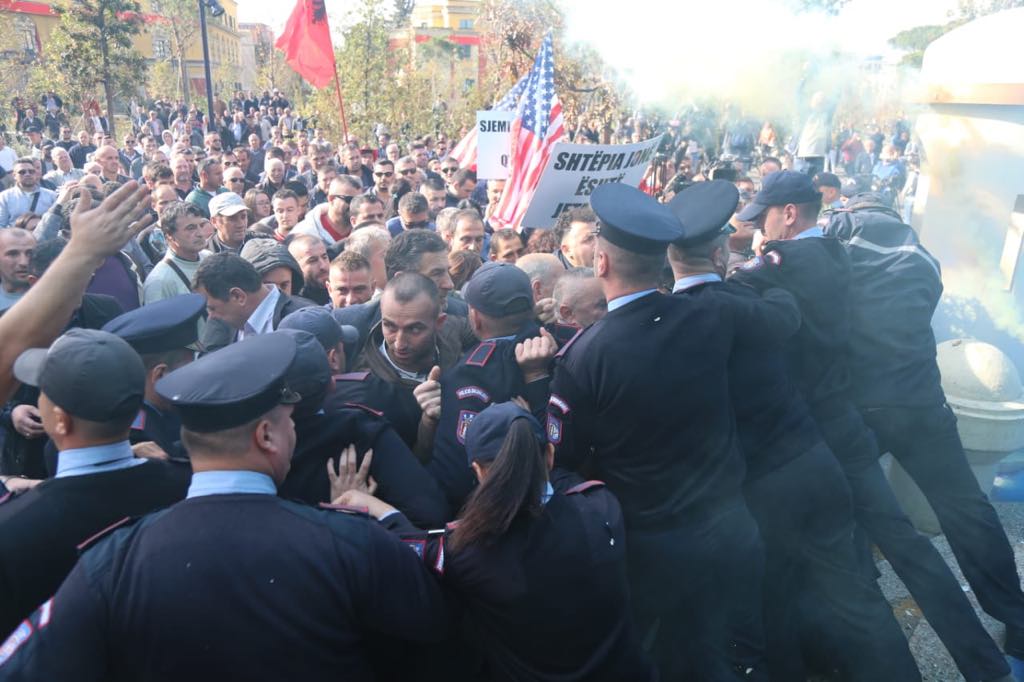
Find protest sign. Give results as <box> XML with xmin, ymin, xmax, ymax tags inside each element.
<box><xmin>476</xmin><ymin>111</ymin><xmax>516</xmax><ymax>180</ymax></box>
<box><xmin>520</xmin><ymin>136</ymin><xmax>662</xmax><ymax>228</ymax></box>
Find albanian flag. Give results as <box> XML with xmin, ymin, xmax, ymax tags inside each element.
<box><xmin>275</xmin><ymin>0</ymin><xmax>336</xmax><ymax>88</ymax></box>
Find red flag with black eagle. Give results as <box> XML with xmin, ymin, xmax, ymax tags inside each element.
<box><xmin>274</xmin><ymin>0</ymin><xmax>336</xmax><ymax>88</ymax></box>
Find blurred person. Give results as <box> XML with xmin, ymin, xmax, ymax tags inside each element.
<box><xmin>287</xmin><ymin>234</ymin><xmax>331</xmax><ymax>305</ymax></box>
<box><xmin>349</xmin><ymin>194</ymin><xmax>386</xmax><ymax>229</ymax></box>
<box><xmin>344</xmin><ymin>226</ymin><xmax>391</xmax><ymax>293</ymax></box>
<box><xmin>328</xmin><ymin>250</ymin><xmax>376</xmax><ymax>309</ymax></box>
<box><xmin>445</xmin><ymin>168</ymin><xmax>477</xmax><ymax>208</ymax></box>
<box><xmin>294</xmin><ymin>175</ymin><xmax>361</xmax><ymax>246</ymax></box>
<box><xmin>489</xmin><ymin>228</ymin><xmax>525</xmax><ymax>264</ymax></box>
<box><xmin>526</xmin><ymin>228</ymin><xmax>558</xmax><ymax>255</ymax></box>
<box><xmin>386</xmin><ymin>192</ymin><xmax>433</xmax><ymax>237</ymax></box>
<box><xmin>0</xmin><ymin>228</ymin><xmax>36</xmax><ymax>312</ymax></box>
<box><xmin>44</xmin><ymin>148</ymin><xmax>85</xmax><ymax>188</ymax></box>
<box><xmin>240</xmin><ymin>238</ymin><xmax>305</xmax><ymax>298</ymax></box>
<box><xmin>516</xmin><ymin>252</ymin><xmax>562</xmax><ymax>303</ymax></box>
<box><xmin>419</xmin><ymin>176</ymin><xmax>447</xmax><ymax>219</ymax></box>
<box><xmin>553</xmin><ymin>206</ymin><xmax>596</xmax><ymax>268</ymax></box>
<box><xmin>552</xmin><ymin>267</ymin><xmax>606</xmax><ymax>328</ymax></box>
<box><xmin>0</xmin><ymin>158</ymin><xmax>56</xmax><ymax>228</ymax></box>
<box><xmin>185</xmin><ymin>157</ymin><xmax>227</xmax><ymax>218</ymax></box>
<box><xmin>448</xmin><ymin>249</ymin><xmax>482</xmax><ymax>292</ymax></box>
<box><xmin>244</xmin><ymin>188</ymin><xmax>271</xmax><ymax>224</ymax></box>
<box><xmin>396</xmin><ymin>156</ymin><xmax>422</xmax><ymax>191</ymax></box>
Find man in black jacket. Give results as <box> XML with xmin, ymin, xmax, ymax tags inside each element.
<box><xmin>193</xmin><ymin>252</ymin><xmax>312</xmax><ymax>353</ymax></box>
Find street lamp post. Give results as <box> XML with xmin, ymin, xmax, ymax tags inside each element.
<box><xmin>198</xmin><ymin>0</ymin><xmax>225</xmax><ymax>134</ymax></box>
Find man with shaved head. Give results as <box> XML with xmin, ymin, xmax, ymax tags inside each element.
<box><xmin>0</xmin><ymin>228</ymin><xmax>35</xmax><ymax>311</ymax></box>
<box><xmin>94</xmin><ymin>145</ymin><xmax>131</xmax><ymax>185</ymax></box>
<box><xmin>552</xmin><ymin>267</ymin><xmax>607</xmax><ymax>328</ymax></box>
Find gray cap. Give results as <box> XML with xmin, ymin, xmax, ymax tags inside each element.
<box><xmin>14</xmin><ymin>329</ymin><xmax>145</xmax><ymax>422</ymax></box>
<box><xmin>209</xmin><ymin>191</ymin><xmax>248</xmax><ymax>217</ymax></box>
<box><xmin>464</xmin><ymin>262</ymin><xmax>534</xmax><ymax>318</ymax></box>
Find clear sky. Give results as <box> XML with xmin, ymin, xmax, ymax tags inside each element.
<box><xmin>237</xmin><ymin>0</ymin><xmax>962</xmax><ymax>103</ymax></box>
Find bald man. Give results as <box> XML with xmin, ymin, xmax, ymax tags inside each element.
<box><xmin>0</xmin><ymin>228</ymin><xmax>35</xmax><ymax>311</ymax></box>
<box><xmin>552</xmin><ymin>267</ymin><xmax>607</xmax><ymax>328</ymax></box>
<box><xmin>516</xmin><ymin>253</ymin><xmax>563</xmax><ymax>302</ymax></box>
<box><xmin>94</xmin><ymin>145</ymin><xmax>131</xmax><ymax>185</ymax></box>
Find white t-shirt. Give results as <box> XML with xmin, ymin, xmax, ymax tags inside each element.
<box><xmin>0</xmin><ymin>147</ymin><xmax>17</xmax><ymax>173</ymax></box>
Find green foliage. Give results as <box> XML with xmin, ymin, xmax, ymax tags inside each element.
<box><xmin>887</xmin><ymin>0</ymin><xmax>1024</xmax><ymax>68</ymax></box>
<box><xmin>952</xmin><ymin>0</ymin><xmax>1024</xmax><ymax>20</ymax></box>
<box><xmin>43</xmin><ymin>0</ymin><xmax>147</xmax><ymax>135</ymax></box>
<box><xmin>790</xmin><ymin>0</ymin><xmax>851</xmax><ymax>14</ymax></box>
<box><xmin>150</xmin><ymin>0</ymin><xmax>200</xmax><ymax>103</ymax></box>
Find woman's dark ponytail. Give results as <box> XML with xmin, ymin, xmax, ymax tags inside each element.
<box><xmin>449</xmin><ymin>418</ymin><xmax>547</xmax><ymax>552</ymax></box>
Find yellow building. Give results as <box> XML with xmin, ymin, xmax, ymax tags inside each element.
<box><xmin>394</xmin><ymin>0</ymin><xmax>484</xmax><ymax>101</ymax></box>
<box><xmin>0</xmin><ymin>0</ymin><xmax>243</xmax><ymax>99</ymax></box>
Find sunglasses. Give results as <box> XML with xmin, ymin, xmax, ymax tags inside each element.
<box><xmin>399</xmin><ymin>168</ymin><xmax>417</xmax><ymax>176</ymax></box>
<box><xmin>329</xmin><ymin>194</ymin><xmax>355</xmax><ymax>203</ymax></box>
<box><xmin>441</xmin><ymin>167</ymin><xmax>458</xmax><ymax>174</ymax></box>
<box><xmin>373</xmin><ymin>171</ymin><xmax>394</xmax><ymax>177</ymax></box>
<box><xmin>227</xmin><ymin>177</ymin><xmax>244</xmax><ymax>183</ymax></box>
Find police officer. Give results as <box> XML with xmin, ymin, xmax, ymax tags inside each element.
<box><xmin>0</xmin><ymin>333</ymin><xmax>449</xmax><ymax>679</ymax></box>
<box><xmin>430</xmin><ymin>261</ymin><xmax>559</xmax><ymax>511</ymax></box>
<box><xmin>274</xmin><ymin>327</ymin><xmax>451</xmax><ymax>527</ymax></box>
<box><xmin>102</xmin><ymin>293</ymin><xmax>206</xmax><ymax>462</ymax></box>
<box><xmin>731</xmin><ymin>171</ymin><xmax>1012</xmax><ymax>682</ymax></box>
<box><xmin>547</xmin><ymin>183</ymin><xmax>802</xmax><ymax>681</ymax></box>
<box><xmin>827</xmin><ymin>195</ymin><xmax>1024</xmax><ymax>675</ymax></box>
<box><xmin>0</xmin><ymin>329</ymin><xmax>189</xmax><ymax>637</ymax></box>
<box><xmin>340</xmin><ymin>401</ymin><xmax>655</xmax><ymax>681</ymax></box>
<box><xmin>667</xmin><ymin>180</ymin><xmax>919</xmax><ymax>681</ymax></box>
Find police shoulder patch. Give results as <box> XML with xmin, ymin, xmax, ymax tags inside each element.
<box><xmin>548</xmin><ymin>393</ymin><xmax>570</xmax><ymax>415</ymax></box>
<box><xmin>77</xmin><ymin>516</ymin><xmax>133</xmax><ymax>553</ymax></box>
<box><xmin>456</xmin><ymin>410</ymin><xmax>478</xmax><ymax>444</ymax></box>
<box><xmin>401</xmin><ymin>537</ymin><xmax>427</xmax><ymax>559</ymax></box>
<box><xmin>334</xmin><ymin>371</ymin><xmax>370</xmax><ymax>382</ymax></box>
<box><xmin>764</xmin><ymin>250</ymin><xmax>782</xmax><ymax>266</ymax></box>
<box><xmin>465</xmin><ymin>341</ymin><xmax>496</xmax><ymax>367</ymax></box>
<box><xmin>343</xmin><ymin>402</ymin><xmax>384</xmax><ymax>418</ymax></box>
<box><xmin>566</xmin><ymin>479</ymin><xmax>606</xmax><ymax>495</ymax></box>
<box><xmin>456</xmin><ymin>385</ymin><xmax>490</xmax><ymax>402</ymax></box>
<box><xmin>546</xmin><ymin>414</ymin><xmax>563</xmax><ymax>444</ymax></box>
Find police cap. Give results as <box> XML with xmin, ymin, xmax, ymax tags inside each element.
<box><xmin>102</xmin><ymin>293</ymin><xmax>206</xmax><ymax>355</ymax></box>
<box><xmin>276</xmin><ymin>329</ymin><xmax>331</xmax><ymax>412</ymax></box>
<box><xmin>279</xmin><ymin>306</ymin><xmax>358</xmax><ymax>351</ymax></box>
<box><xmin>668</xmin><ymin>180</ymin><xmax>739</xmax><ymax>247</ymax></box>
<box><xmin>13</xmin><ymin>329</ymin><xmax>145</xmax><ymax>422</ymax></box>
<box><xmin>464</xmin><ymin>262</ymin><xmax>534</xmax><ymax>318</ymax></box>
<box><xmin>590</xmin><ymin>183</ymin><xmax>684</xmax><ymax>254</ymax></box>
<box><xmin>155</xmin><ymin>333</ymin><xmax>301</xmax><ymax>433</ymax></box>
<box><xmin>737</xmin><ymin>170</ymin><xmax>821</xmax><ymax>221</ymax></box>
<box><xmin>465</xmin><ymin>401</ymin><xmax>545</xmax><ymax>465</ymax></box>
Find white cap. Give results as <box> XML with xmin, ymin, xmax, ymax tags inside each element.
<box><xmin>209</xmin><ymin>192</ymin><xmax>248</xmax><ymax>217</ymax></box>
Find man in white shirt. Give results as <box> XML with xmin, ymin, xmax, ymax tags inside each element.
<box><xmin>143</xmin><ymin>202</ymin><xmax>209</xmax><ymax>304</ymax></box>
<box><xmin>0</xmin><ymin>134</ymin><xmax>18</xmax><ymax>177</ymax></box>
<box><xmin>43</xmin><ymin>147</ymin><xmax>86</xmax><ymax>188</ymax></box>
<box><xmin>0</xmin><ymin>158</ymin><xmax>56</xmax><ymax>228</ymax></box>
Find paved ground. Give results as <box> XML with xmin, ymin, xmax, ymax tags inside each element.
<box><xmin>876</xmin><ymin>498</ymin><xmax>1024</xmax><ymax>681</ymax></box>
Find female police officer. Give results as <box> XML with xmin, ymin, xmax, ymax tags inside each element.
<box><xmin>336</xmin><ymin>401</ymin><xmax>655</xmax><ymax>682</ymax></box>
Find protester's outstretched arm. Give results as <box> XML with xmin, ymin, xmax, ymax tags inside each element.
<box><xmin>0</xmin><ymin>181</ymin><xmax>152</xmax><ymax>402</ymax></box>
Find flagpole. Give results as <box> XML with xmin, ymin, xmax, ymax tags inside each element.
<box><xmin>332</xmin><ymin>66</ymin><xmax>349</xmax><ymax>140</ymax></box>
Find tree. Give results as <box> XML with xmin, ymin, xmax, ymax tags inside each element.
<box><xmin>887</xmin><ymin>0</ymin><xmax>1024</xmax><ymax>67</ymax></box>
<box><xmin>151</xmin><ymin>0</ymin><xmax>201</xmax><ymax>105</ymax></box>
<box><xmin>789</xmin><ymin>0</ymin><xmax>851</xmax><ymax>13</ymax></box>
<box><xmin>45</xmin><ymin>0</ymin><xmax>147</xmax><ymax>137</ymax></box>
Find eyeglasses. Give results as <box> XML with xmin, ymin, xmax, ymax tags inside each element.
<box><xmin>373</xmin><ymin>171</ymin><xmax>394</xmax><ymax>177</ymax></box>
<box><xmin>399</xmin><ymin>168</ymin><xmax>417</xmax><ymax>176</ymax></box>
<box><xmin>329</xmin><ymin>194</ymin><xmax>355</xmax><ymax>203</ymax></box>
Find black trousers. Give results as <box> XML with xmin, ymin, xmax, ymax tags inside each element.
<box><xmin>627</xmin><ymin>500</ymin><xmax>765</xmax><ymax>682</ymax></box>
<box><xmin>744</xmin><ymin>443</ymin><xmax>920</xmax><ymax>682</ymax></box>
<box><xmin>819</xmin><ymin>404</ymin><xmax>1010</xmax><ymax>681</ymax></box>
<box><xmin>862</xmin><ymin>403</ymin><xmax>1024</xmax><ymax>647</ymax></box>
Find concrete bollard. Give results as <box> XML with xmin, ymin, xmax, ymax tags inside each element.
<box><xmin>885</xmin><ymin>338</ymin><xmax>1024</xmax><ymax>534</ymax></box>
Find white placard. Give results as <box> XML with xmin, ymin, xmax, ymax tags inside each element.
<box><xmin>521</xmin><ymin>136</ymin><xmax>663</xmax><ymax>228</ymax></box>
<box><xmin>476</xmin><ymin>110</ymin><xmax>516</xmax><ymax>180</ymax></box>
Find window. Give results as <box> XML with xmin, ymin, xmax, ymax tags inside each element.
<box><xmin>154</xmin><ymin>37</ymin><xmax>171</xmax><ymax>59</ymax></box>
<box><xmin>458</xmin><ymin>19</ymin><xmax>473</xmax><ymax>30</ymax></box>
<box><xmin>457</xmin><ymin>45</ymin><xmax>471</xmax><ymax>60</ymax></box>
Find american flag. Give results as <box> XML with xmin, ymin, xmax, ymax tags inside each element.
<box><xmin>489</xmin><ymin>33</ymin><xmax>565</xmax><ymax>231</ymax></box>
<box><xmin>447</xmin><ymin>74</ymin><xmax>529</xmax><ymax>169</ymax></box>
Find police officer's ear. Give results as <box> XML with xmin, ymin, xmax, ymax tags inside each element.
<box><xmin>148</xmin><ymin>362</ymin><xmax>170</xmax><ymax>386</ymax></box>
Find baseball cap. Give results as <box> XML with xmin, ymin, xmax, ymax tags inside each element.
<box><xmin>14</xmin><ymin>329</ymin><xmax>145</xmax><ymax>422</ymax></box>
<box><xmin>465</xmin><ymin>402</ymin><xmax>545</xmax><ymax>465</ymax></box>
<box><xmin>737</xmin><ymin>170</ymin><xmax>822</xmax><ymax>222</ymax></box>
<box><xmin>464</xmin><ymin>262</ymin><xmax>534</xmax><ymax>318</ymax></box>
<box><xmin>209</xmin><ymin>191</ymin><xmax>248</xmax><ymax>217</ymax></box>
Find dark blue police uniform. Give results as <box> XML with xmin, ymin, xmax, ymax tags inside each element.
<box><xmin>732</xmin><ymin>171</ymin><xmax>1009</xmax><ymax>682</ymax></box>
<box><xmin>548</xmin><ymin>184</ymin><xmax>794</xmax><ymax>680</ymax></box>
<box><xmin>668</xmin><ymin>181</ymin><xmax>919</xmax><ymax>682</ymax></box>
<box><xmin>827</xmin><ymin>199</ymin><xmax>1024</xmax><ymax>657</ymax></box>
<box><xmin>102</xmin><ymin>293</ymin><xmax>207</xmax><ymax>463</ymax></box>
<box><xmin>0</xmin><ymin>333</ymin><xmax>449</xmax><ymax>680</ymax></box>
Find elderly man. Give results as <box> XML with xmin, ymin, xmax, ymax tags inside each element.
<box><xmin>0</xmin><ymin>158</ymin><xmax>56</xmax><ymax>228</ymax></box>
<box><xmin>551</xmin><ymin>267</ymin><xmax>606</xmax><ymax>328</ymax></box>
<box><xmin>43</xmin><ymin>147</ymin><xmax>86</xmax><ymax>188</ymax></box>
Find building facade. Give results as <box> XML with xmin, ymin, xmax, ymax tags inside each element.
<box><xmin>391</xmin><ymin>0</ymin><xmax>485</xmax><ymax>101</ymax></box>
